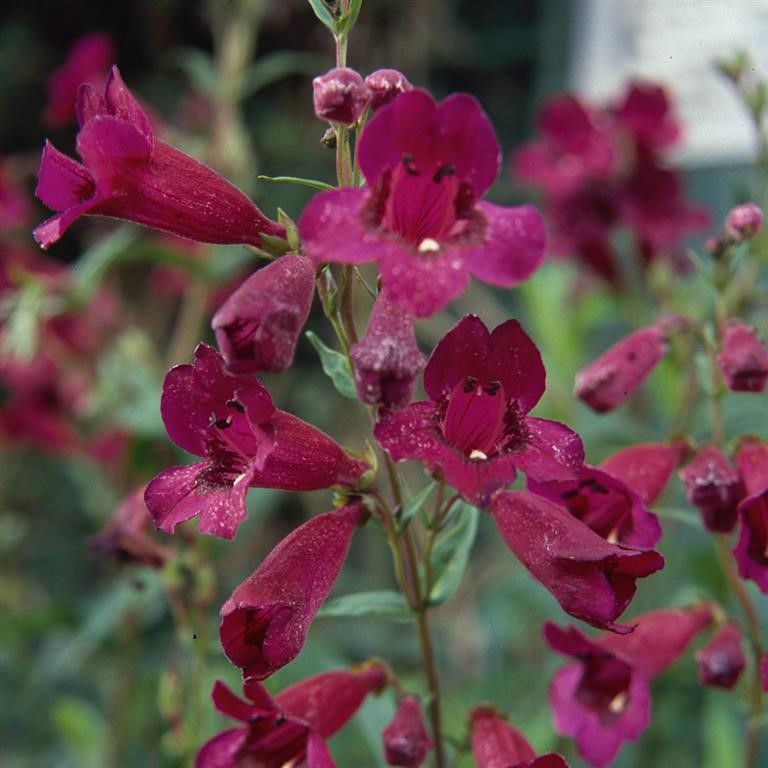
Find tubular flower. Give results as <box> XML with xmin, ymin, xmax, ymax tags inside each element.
<box><xmin>34</xmin><ymin>66</ymin><xmax>285</xmax><ymax>250</ymax></box>
<box><xmin>299</xmin><ymin>90</ymin><xmax>545</xmax><ymax>317</ymax></box>
<box><xmin>545</xmin><ymin>606</ymin><xmax>712</xmax><ymax>767</ymax></box>
<box><xmin>374</xmin><ymin>315</ymin><xmax>583</xmax><ymax>507</ymax></box>
<box><xmin>382</xmin><ymin>695</ymin><xmax>432</xmax><ymax>767</ymax></box>
<box><xmin>212</xmin><ymin>254</ymin><xmax>316</xmax><ymax>374</ymax></box>
<box><xmin>695</xmin><ymin>623</ymin><xmax>745</xmax><ymax>690</ymax></box>
<box><xmin>492</xmin><ymin>491</ymin><xmax>663</xmax><ymax>632</ymax></box>
<box><xmin>469</xmin><ymin>706</ymin><xmax>570</xmax><ymax>768</ymax></box>
<box><xmin>734</xmin><ymin>439</ymin><xmax>768</xmax><ymax>591</ymax></box>
<box><xmin>219</xmin><ymin>502</ymin><xmax>367</xmax><ymax>680</ymax></box>
<box><xmin>717</xmin><ymin>321</ymin><xmax>768</xmax><ymax>393</ymax></box>
<box><xmin>196</xmin><ymin>662</ymin><xmax>387</xmax><ymax>768</ymax></box>
<box><xmin>144</xmin><ymin>344</ymin><xmax>367</xmax><ymax>540</ymax></box>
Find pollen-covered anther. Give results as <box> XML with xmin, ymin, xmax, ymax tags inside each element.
<box><xmin>418</xmin><ymin>237</ymin><xmax>440</xmax><ymax>253</ymax></box>
<box><xmin>469</xmin><ymin>449</ymin><xmax>488</xmax><ymax>460</ymax></box>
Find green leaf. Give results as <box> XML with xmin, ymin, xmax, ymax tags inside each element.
<box><xmin>0</xmin><ymin>279</ymin><xmax>45</xmax><ymax>360</ymax></box>
<box><xmin>335</xmin><ymin>0</ymin><xmax>363</xmax><ymax>36</ymax></box>
<box><xmin>428</xmin><ymin>502</ymin><xmax>479</xmax><ymax>606</ymax></box>
<box><xmin>318</xmin><ymin>590</ymin><xmax>412</xmax><ymax>621</ymax></box>
<box><xmin>257</xmin><ymin>174</ymin><xmax>335</xmax><ymax>192</ymax></box>
<box><xmin>398</xmin><ymin>482</ymin><xmax>435</xmax><ymax>531</ymax></box>
<box><xmin>306</xmin><ymin>330</ymin><xmax>356</xmax><ymax>399</ymax></box>
<box><xmin>71</xmin><ymin>225</ymin><xmax>138</xmax><ymax>302</ymax></box>
<box><xmin>53</xmin><ymin>696</ymin><xmax>108</xmax><ymax>768</ymax></box>
<box><xmin>171</xmin><ymin>46</ymin><xmax>217</xmax><ymax>94</ymax></box>
<box><xmin>307</xmin><ymin>0</ymin><xmax>336</xmax><ymax>31</ymax></box>
<box><xmin>242</xmin><ymin>51</ymin><xmax>323</xmax><ymax>98</ymax></box>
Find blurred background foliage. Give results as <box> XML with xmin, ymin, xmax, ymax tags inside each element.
<box><xmin>1</xmin><ymin>1</ymin><xmax>765</xmax><ymax>767</ymax></box>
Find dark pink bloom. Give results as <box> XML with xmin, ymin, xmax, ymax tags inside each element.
<box><xmin>762</xmin><ymin>653</ymin><xmax>768</xmax><ymax>692</ymax></box>
<box><xmin>44</xmin><ymin>32</ymin><xmax>114</xmax><ymax>126</ymax></box>
<box><xmin>313</xmin><ymin>67</ymin><xmax>371</xmax><ymax>125</ymax></box>
<box><xmin>545</xmin><ymin>606</ymin><xmax>712</xmax><ymax>767</ymax></box>
<box><xmin>492</xmin><ymin>491</ymin><xmax>664</xmax><ymax>632</ymax></box>
<box><xmin>299</xmin><ymin>90</ymin><xmax>545</xmax><ymax>317</ymax></box>
<box><xmin>219</xmin><ymin>502</ymin><xmax>367</xmax><ymax>679</ymax></box>
<box><xmin>717</xmin><ymin>321</ymin><xmax>768</xmax><ymax>393</ymax></box>
<box><xmin>382</xmin><ymin>695</ymin><xmax>432</xmax><ymax>767</ymax></box>
<box><xmin>680</xmin><ymin>446</ymin><xmax>743</xmax><ymax>532</ymax></box>
<box><xmin>0</xmin><ymin>160</ymin><xmax>31</xmax><ymax>231</ymax></box>
<box><xmin>696</xmin><ymin>623</ymin><xmax>745</xmax><ymax>689</ymax></box>
<box><xmin>724</xmin><ymin>202</ymin><xmax>764</xmax><ymax>241</ymax></box>
<box><xmin>144</xmin><ymin>344</ymin><xmax>367</xmax><ymax>540</ymax></box>
<box><xmin>469</xmin><ymin>706</ymin><xmax>569</xmax><ymax>768</ymax></box>
<box><xmin>212</xmin><ymin>255</ymin><xmax>315</xmax><ymax>374</ymax></box>
<box><xmin>528</xmin><ymin>463</ymin><xmax>662</xmax><ymax>548</ymax></box>
<box><xmin>196</xmin><ymin>662</ymin><xmax>387</xmax><ymax>768</ymax></box>
<box><xmin>350</xmin><ymin>292</ymin><xmax>425</xmax><ymax>409</ymax></box>
<box><xmin>613</xmin><ymin>81</ymin><xmax>680</xmax><ymax>150</ymax></box>
<box><xmin>35</xmin><ymin>67</ymin><xmax>284</xmax><ymax>250</ymax></box>
<box><xmin>374</xmin><ymin>316</ymin><xmax>583</xmax><ymax>507</ymax></box>
<box><xmin>734</xmin><ymin>440</ymin><xmax>768</xmax><ymax>591</ymax></box>
<box><xmin>365</xmin><ymin>69</ymin><xmax>413</xmax><ymax>111</ymax></box>
<box><xmin>575</xmin><ymin>324</ymin><xmax>669</xmax><ymax>413</ymax></box>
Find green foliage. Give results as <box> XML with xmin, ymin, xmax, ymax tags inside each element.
<box><xmin>318</xmin><ymin>589</ymin><xmax>413</xmax><ymax>621</ymax></box>
<box><xmin>428</xmin><ymin>502</ymin><xmax>479</xmax><ymax>606</ymax></box>
<box><xmin>306</xmin><ymin>330</ymin><xmax>357</xmax><ymax>398</ymax></box>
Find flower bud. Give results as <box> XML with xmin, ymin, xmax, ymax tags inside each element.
<box><xmin>313</xmin><ymin>67</ymin><xmax>371</xmax><ymax>125</ymax></box>
<box><xmin>365</xmin><ymin>68</ymin><xmax>413</xmax><ymax>111</ymax></box>
<box><xmin>724</xmin><ymin>202</ymin><xmax>763</xmax><ymax>242</ymax></box>
<box><xmin>382</xmin><ymin>695</ymin><xmax>432</xmax><ymax>767</ymax></box>
<box><xmin>717</xmin><ymin>321</ymin><xmax>768</xmax><ymax>393</ymax></box>
<box><xmin>696</xmin><ymin>623</ymin><xmax>745</xmax><ymax>689</ymax></box>
<box><xmin>679</xmin><ymin>446</ymin><xmax>743</xmax><ymax>532</ymax></box>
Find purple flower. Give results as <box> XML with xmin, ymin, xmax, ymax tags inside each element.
<box><xmin>545</xmin><ymin>606</ymin><xmax>712</xmax><ymax>767</ymax></box>
<box><xmin>696</xmin><ymin>623</ymin><xmax>745</xmax><ymax>689</ymax></box>
<box><xmin>365</xmin><ymin>69</ymin><xmax>413</xmax><ymax>112</ymax></box>
<box><xmin>382</xmin><ymin>695</ymin><xmax>432</xmax><ymax>767</ymax></box>
<box><xmin>144</xmin><ymin>344</ymin><xmax>367</xmax><ymax>540</ymax></box>
<box><xmin>492</xmin><ymin>491</ymin><xmax>664</xmax><ymax>633</ymax></box>
<box><xmin>35</xmin><ymin>67</ymin><xmax>285</xmax><ymax>250</ymax></box>
<box><xmin>196</xmin><ymin>663</ymin><xmax>387</xmax><ymax>768</ymax></box>
<box><xmin>299</xmin><ymin>90</ymin><xmax>545</xmax><ymax>317</ymax></box>
<box><xmin>313</xmin><ymin>67</ymin><xmax>371</xmax><ymax>125</ymax></box>
<box><xmin>734</xmin><ymin>439</ymin><xmax>768</xmax><ymax>591</ymax></box>
<box><xmin>350</xmin><ymin>291</ymin><xmax>425</xmax><ymax>409</ymax></box>
<box><xmin>470</xmin><ymin>706</ymin><xmax>570</xmax><ymax>768</ymax></box>
<box><xmin>219</xmin><ymin>502</ymin><xmax>367</xmax><ymax>680</ymax></box>
<box><xmin>717</xmin><ymin>321</ymin><xmax>768</xmax><ymax>393</ymax></box>
<box><xmin>680</xmin><ymin>446</ymin><xmax>743</xmax><ymax>532</ymax></box>
<box><xmin>374</xmin><ymin>315</ymin><xmax>583</xmax><ymax>507</ymax></box>
<box><xmin>212</xmin><ymin>254</ymin><xmax>316</xmax><ymax>374</ymax></box>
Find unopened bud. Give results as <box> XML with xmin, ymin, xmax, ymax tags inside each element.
<box><xmin>696</xmin><ymin>623</ymin><xmax>745</xmax><ymax>689</ymax></box>
<box><xmin>382</xmin><ymin>695</ymin><xmax>432</xmax><ymax>767</ymax></box>
<box><xmin>717</xmin><ymin>321</ymin><xmax>768</xmax><ymax>393</ymax></box>
<box><xmin>313</xmin><ymin>67</ymin><xmax>371</xmax><ymax>125</ymax></box>
<box><xmin>724</xmin><ymin>202</ymin><xmax>763</xmax><ymax>242</ymax></box>
<box><xmin>365</xmin><ymin>69</ymin><xmax>413</xmax><ymax>111</ymax></box>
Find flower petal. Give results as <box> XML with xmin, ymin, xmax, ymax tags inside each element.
<box><xmin>513</xmin><ymin>417</ymin><xmax>584</xmax><ymax>482</ymax></box>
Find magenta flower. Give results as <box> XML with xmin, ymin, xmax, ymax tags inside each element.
<box><xmin>365</xmin><ymin>69</ymin><xmax>413</xmax><ymax>112</ymax></box>
<box><xmin>144</xmin><ymin>344</ymin><xmax>367</xmax><ymax>540</ymax></box>
<box><xmin>469</xmin><ymin>706</ymin><xmax>569</xmax><ymax>768</ymax></box>
<box><xmin>696</xmin><ymin>623</ymin><xmax>745</xmax><ymax>690</ymax></box>
<box><xmin>679</xmin><ymin>446</ymin><xmax>743</xmax><ymax>532</ymax></box>
<box><xmin>212</xmin><ymin>254</ymin><xmax>316</xmax><ymax>374</ymax></box>
<box><xmin>374</xmin><ymin>315</ymin><xmax>584</xmax><ymax>507</ymax></box>
<box><xmin>717</xmin><ymin>321</ymin><xmax>768</xmax><ymax>393</ymax></box>
<box><xmin>299</xmin><ymin>90</ymin><xmax>545</xmax><ymax>317</ymax></box>
<box><xmin>382</xmin><ymin>695</ymin><xmax>432</xmax><ymax>767</ymax></box>
<box><xmin>575</xmin><ymin>323</ymin><xmax>671</xmax><ymax>413</ymax></box>
<box><xmin>350</xmin><ymin>292</ymin><xmax>426</xmax><ymax>409</ymax></box>
<box><xmin>313</xmin><ymin>67</ymin><xmax>371</xmax><ymax>125</ymax></box>
<box><xmin>219</xmin><ymin>502</ymin><xmax>367</xmax><ymax>679</ymax></box>
<box><xmin>724</xmin><ymin>202</ymin><xmax>764</xmax><ymax>242</ymax></box>
<box><xmin>545</xmin><ymin>606</ymin><xmax>712</xmax><ymax>767</ymax></box>
<box><xmin>734</xmin><ymin>439</ymin><xmax>768</xmax><ymax>591</ymax></box>
<box><xmin>34</xmin><ymin>66</ymin><xmax>285</xmax><ymax>250</ymax></box>
<box><xmin>491</xmin><ymin>491</ymin><xmax>663</xmax><ymax>632</ymax></box>
<box><xmin>196</xmin><ymin>662</ymin><xmax>387</xmax><ymax>768</ymax></box>
<box><xmin>613</xmin><ymin>81</ymin><xmax>680</xmax><ymax>150</ymax></box>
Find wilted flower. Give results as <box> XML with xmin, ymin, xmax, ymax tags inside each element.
<box><xmin>219</xmin><ymin>502</ymin><xmax>367</xmax><ymax>679</ymax></box>
<box><xmin>212</xmin><ymin>254</ymin><xmax>316</xmax><ymax>374</ymax></box>
<box><xmin>300</xmin><ymin>90</ymin><xmax>545</xmax><ymax>317</ymax></box>
<box><xmin>144</xmin><ymin>344</ymin><xmax>367</xmax><ymax>540</ymax></box>
<box><xmin>365</xmin><ymin>68</ymin><xmax>413</xmax><ymax>111</ymax></box>
<box><xmin>375</xmin><ymin>315</ymin><xmax>583</xmax><ymax>507</ymax></box>
<box><xmin>717</xmin><ymin>321</ymin><xmax>768</xmax><ymax>393</ymax></box>
<box><xmin>313</xmin><ymin>67</ymin><xmax>371</xmax><ymax>124</ymax></box>
<box><xmin>696</xmin><ymin>623</ymin><xmax>745</xmax><ymax>689</ymax></box>
<box><xmin>382</xmin><ymin>695</ymin><xmax>432</xmax><ymax>767</ymax></box>
<box><xmin>680</xmin><ymin>446</ymin><xmax>742</xmax><ymax>532</ymax></box>
<box><xmin>35</xmin><ymin>67</ymin><xmax>285</xmax><ymax>249</ymax></box>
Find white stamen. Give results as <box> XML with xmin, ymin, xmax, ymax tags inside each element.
<box><xmin>606</xmin><ymin>528</ymin><xmax>619</xmax><ymax>544</ymax></box>
<box><xmin>608</xmin><ymin>691</ymin><xmax>628</xmax><ymax>714</ymax></box>
<box><xmin>469</xmin><ymin>449</ymin><xmax>488</xmax><ymax>461</ymax></box>
<box><xmin>418</xmin><ymin>237</ymin><xmax>440</xmax><ymax>253</ymax></box>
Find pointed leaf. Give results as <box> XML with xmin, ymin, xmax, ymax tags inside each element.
<box><xmin>317</xmin><ymin>590</ymin><xmax>412</xmax><ymax>621</ymax></box>
<box><xmin>307</xmin><ymin>0</ymin><xmax>336</xmax><ymax>31</ymax></box>
<box><xmin>428</xmin><ymin>502</ymin><xmax>479</xmax><ymax>606</ymax></box>
<box><xmin>398</xmin><ymin>482</ymin><xmax>436</xmax><ymax>531</ymax></box>
<box><xmin>306</xmin><ymin>330</ymin><xmax>356</xmax><ymax>399</ymax></box>
<box><xmin>257</xmin><ymin>174</ymin><xmax>335</xmax><ymax>192</ymax></box>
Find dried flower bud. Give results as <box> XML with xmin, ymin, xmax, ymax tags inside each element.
<box><xmin>717</xmin><ymin>321</ymin><xmax>768</xmax><ymax>392</ymax></box>
<box><xmin>313</xmin><ymin>67</ymin><xmax>371</xmax><ymax>125</ymax></box>
<box><xmin>724</xmin><ymin>202</ymin><xmax>763</xmax><ymax>242</ymax></box>
<box><xmin>382</xmin><ymin>695</ymin><xmax>432</xmax><ymax>767</ymax></box>
<box><xmin>365</xmin><ymin>68</ymin><xmax>413</xmax><ymax>111</ymax></box>
<box><xmin>696</xmin><ymin>623</ymin><xmax>745</xmax><ymax>689</ymax></box>
<box><xmin>679</xmin><ymin>446</ymin><xmax>743</xmax><ymax>532</ymax></box>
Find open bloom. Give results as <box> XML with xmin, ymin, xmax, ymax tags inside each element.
<box><xmin>382</xmin><ymin>695</ymin><xmax>432</xmax><ymax>767</ymax></box>
<box><xmin>492</xmin><ymin>491</ymin><xmax>663</xmax><ymax>632</ymax></box>
<box><xmin>219</xmin><ymin>502</ymin><xmax>367</xmax><ymax>679</ymax></box>
<box><xmin>734</xmin><ymin>439</ymin><xmax>768</xmax><ymax>591</ymax></box>
<box><xmin>144</xmin><ymin>344</ymin><xmax>366</xmax><ymax>540</ymax></box>
<box><xmin>34</xmin><ymin>66</ymin><xmax>284</xmax><ymax>249</ymax></box>
<box><xmin>470</xmin><ymin>706</ymin><xmax>569</xmax><ymax>768</ymax></box>
<box><xmin>197</xmin><ymin>663</ymin><xmax>387</xmax><ymax>768</ymax></box>
<box><xmin>374</xmin><ymin>315</ymin><xmax>583</xmax><ymax>507</ymax></box>
<box><xmin>545</xmin><ymin>606</ymin><xmax>712</xmax><ymax>767</ymax></box>
<box><xmin>299</xmin><ymin>90</ymin><xmax>545</xmax><ymax>317</ymax></box>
